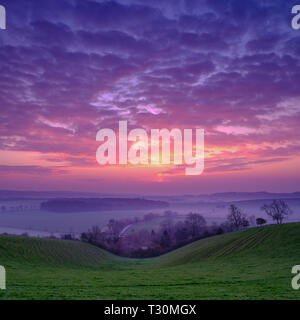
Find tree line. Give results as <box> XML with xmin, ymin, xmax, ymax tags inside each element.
<box><xmin>77</xmin><ymin>199</ymin><xmax>292</xmax><ymax>258</ymax></box>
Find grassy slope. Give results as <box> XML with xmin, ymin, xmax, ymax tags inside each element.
<box><xmin>0</xmin><ymin>223</ymin><xmax>300</xmax><ymax>299</ymax></box>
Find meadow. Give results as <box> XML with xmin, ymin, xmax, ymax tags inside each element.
<box><xmin>0</xmin><ymin>223</ymin><xmax>300</xmax><ymax>299</ymax></box>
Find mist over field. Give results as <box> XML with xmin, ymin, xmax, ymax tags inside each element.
<box><xmin>0</xmin><ymin>190</ymin><xmax>299</xmax><ymax>239</ymax></box>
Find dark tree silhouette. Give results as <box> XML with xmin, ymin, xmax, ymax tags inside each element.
<box><xmin>226</xmin><ymin>204</ymin><xmax>249</xmax><ymax>230</ymax></box>
<box><xmin>160</xmin><ymin>230</ymin><xmax>171</xmax><ymax>249</ymax></box>
<box><xmin>174</xmin><ymin>227</ymin><xmax>189</xmax><ymax>244</ymax></box>
<box><xmin>185</xmin><ymin>213</ymin><xmax>206</xmax><ymax>237</ymax></box>
<box><xmin>256</xmin><ymin>217</ymin><xmax>267</xmax><ymax>226</ymax></box>
<box><xmin>261</xmin><ymin>200</ymin><xmax>292</xmax><ymax>224</ymax></box>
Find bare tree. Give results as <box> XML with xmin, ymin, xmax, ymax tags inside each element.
<box><xmin>160</xmin><ymin>219</ymin><xmax>174</xmax><ymax>236</ymax></box>
<box><xmin>163</xmin><ymin>210</ymin><xmax>178</xmax><ymax>218</ymax></box>
<box><xmin>185</xmin><ymin>213</ymin><xmax>206</xmax><ymax>237</ymax></box>
<box><xmin>261</xmin><ymin>200</ymin><xmax>292</xmax><ymax>224</ymax></box>
<box><xmin>226</xmin><ymin>204</ymin><xmax>249</xmax><ymax>231</ymax></box>
<box><xmin>160</xmin><ymin>230</ymin><xmax>171</xmax><ymax>249</ymax></box>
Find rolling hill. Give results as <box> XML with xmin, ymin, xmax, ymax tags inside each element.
<box><xmin>0</xmin><ymin>223</ymin><xmax>300</xmax><ymax>299</ymax></box>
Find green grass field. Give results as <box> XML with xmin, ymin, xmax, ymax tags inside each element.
<box><xmin>0</xmin><ymin>223</ymin><xmax>300</xmax><ymax>300</ymax></box>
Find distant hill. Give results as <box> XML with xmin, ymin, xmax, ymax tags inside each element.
<box><xmin>156</xmin><ymin>192</ymin><xmax>300</xmax><ymax>203</ymax></box>
<box><xmin>203</xmin><ymin>191</ymin><xmax>300</xmax><ymax>202</ymax></box>
<box><xmin>40</xmin><ymin>198</ymin><xmax>169</xmax><ymax>212</ymax></box>
<box><xmin>1</xmin><ymin>189</ymin><xmax>300</xmax><ymax>203</ymax></box>
<box><xmin>0</xmin><ymin>190</ymin><xmax>139</xmax><ymax>200</ymax></box>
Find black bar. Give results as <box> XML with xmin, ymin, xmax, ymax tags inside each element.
<box><xmin>0</xmin><ymin>300</ymin><xmax>298</xmax><ymax>318</ymax></box>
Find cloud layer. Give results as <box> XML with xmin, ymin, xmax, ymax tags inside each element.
<box><xmin>0</xmin><ymin>0</ymin><xmax>300</xmax><ymax>193</ymax></box>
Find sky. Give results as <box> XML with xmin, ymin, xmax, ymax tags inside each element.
<box><xmin>0</xmin><ymin>0</ymin><xmax>300</xmax><ymax>195</ymax></box>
